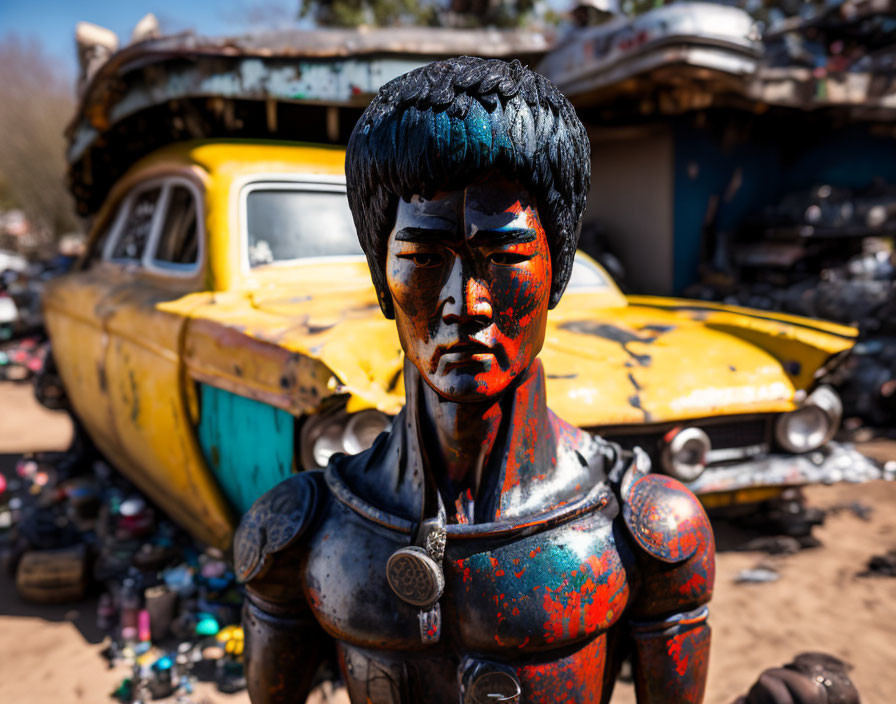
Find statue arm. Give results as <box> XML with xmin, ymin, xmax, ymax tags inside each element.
<box><xmin>234</xmin><ymin>472</ymin><xmax>330</xmax><ymax>704</ymax></box>
<box><xmin>629</xmin><ymin>606</ymin><xmax>711</xmax><ymax>704</ymax></box>
<box><xmin>243</xmin><ymin>588</ymin><xmax>328</xmax><ymax>704</ymax></box>
<box><xmin>620</xmin><ymin>474</ymin><xmax>716</xmax><ymax>704</ymax></box>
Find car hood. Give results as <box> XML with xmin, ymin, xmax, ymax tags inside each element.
<box><xmin>543</xmin><ymin>294</ymin><xmax>855</xmax><ymax>426</ymax></box>
<box><xmin>175</xmin><ymin>261</ymin><xmax>406</xmax><ymax>417</ymax></box>
<box><xmin>178</xmin><ymin>263</ymin><xmax>855</xmax><ymax>427</ymax></box>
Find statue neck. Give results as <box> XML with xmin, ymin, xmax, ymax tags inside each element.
<box><xmin>419</xmin><ymin>381</ymin><xmax>504</xmax><ymax>504</ymax></box>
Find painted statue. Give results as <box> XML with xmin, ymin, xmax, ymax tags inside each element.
<box><xmin>234</xmin><ymin>57</ymin><xmax>857</xmax><ymax>704</ymax></box>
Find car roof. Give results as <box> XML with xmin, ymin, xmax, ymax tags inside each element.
<box><xmin>124</xmin><ymin>139</ymin><xmax>348</xmax><ymax>183</ymax></box>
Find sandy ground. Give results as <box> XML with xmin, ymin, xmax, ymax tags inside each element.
<box><xmin>1</xmin><ymin>380</ymin><xmax>894</xmax><ymax>704</ymax></box>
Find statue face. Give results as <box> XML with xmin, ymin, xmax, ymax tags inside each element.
<box><xmin>386</xmin><ymin>174</ymin><xmax>552</xmax><ymax>403</ymax></box>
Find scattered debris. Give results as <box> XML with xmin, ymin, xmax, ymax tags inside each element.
<box><xmin>723</xmin><ymin>489</ymin><xmax>827</xmax><ymax>541</ymax></box>
<box><xmin>689</xmin><ymin>185</ymin><xmax>896</xmax><ymax>427</ymax></box>
<box><xmin>858</xmin><ymin>548</ymin><xmax>896</xmax><ymax>577</ymax></box>
<box><xmin>738</xmin><ymin>535</ymin><xmax>804</xmax><ymax>555</ymax></box>
<box><xmin>735</xmin><ymin>565</ymin><xmax>781</xmax><ymax>584</ymax></box>
<box><xmin>885</xmin><ymin>461</ymin><xmax>896</xmax><ymax>480</ymax></box>
<box><xmin>824</xmin><ymin>501</ymin><xmax>874</xmax><ymax>522</ymax></box>
<box><xmin>0</xmin><ymin>448</ymin><xmax>247</xmax><ymax>702</ymax></box>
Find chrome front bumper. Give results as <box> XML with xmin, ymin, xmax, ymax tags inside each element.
<box><xmin>684</xmin><ymin>442</ymin><xmax>893</xmax><ymax>496</ymax></box>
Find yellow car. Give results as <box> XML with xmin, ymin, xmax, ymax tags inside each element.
<box><xmin>43</xmin><ymin>140</ymin><xmax>879</xmax><ymax>550</ymax></box>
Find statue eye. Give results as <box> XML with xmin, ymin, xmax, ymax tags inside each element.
<box><xmin>489</xmin><ymin>252</ymin><xmax>530</xmax><ymax>266</ymax></box>
<box><xmin>400</xmin><ymin>253</ymin><xmax>443</xmax><ymax>268</ymax></box>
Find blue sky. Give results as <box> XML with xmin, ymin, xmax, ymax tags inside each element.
<box><xmin>1</xmin><ymin>0</ymin><xmax>569</xmax><ymax>84</ymax></box>
<box><xmin>1</xmin><ymin>0</ymin><xmax>298</xmax><ymax>78</ymax></box>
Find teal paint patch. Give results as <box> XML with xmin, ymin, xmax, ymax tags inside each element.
<box><xmin>197</xmin><ymin>384</ymin><xmax>295</xmax><ymax>516</ymax></box>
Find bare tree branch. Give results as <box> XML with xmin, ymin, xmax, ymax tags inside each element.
<box><xmin>0</xmin><ymin>34</ymin><xmax>79</xmax><ymax>245</ymax></box>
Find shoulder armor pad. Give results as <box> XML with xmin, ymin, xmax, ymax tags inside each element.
<box><xmin>622</xmin><ymin>474</ymin><xmax>708</xmax><ymax>564</ymax></box>
<box><xmin>234</xmin><ymin>471</ymin><xmax>324</xmax><ymax>583</ymax></box>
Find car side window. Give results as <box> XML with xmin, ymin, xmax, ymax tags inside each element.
<box><xmin>109</xmin><ymin>187</ymin><xmax>162</xmax><ymax>261</ymax></box>
<box><xmin>83</xmin><ymin>201</ymin><xmax>126</xmax><ymax>268</ymax></box>
<box><xmin>153</xmin><ymin>185</ymin><xmax>199</xmax><ymax>268</ymax></box>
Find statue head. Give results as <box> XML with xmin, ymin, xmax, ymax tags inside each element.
<box><xmin>346</xmin><ymin>57</ymin><xmax>590</xmax><ymax>402</ymax></box>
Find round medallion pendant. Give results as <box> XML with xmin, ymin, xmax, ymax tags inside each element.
<box><xmin>386</xmin><ymin>546</ymin><xmax>444</xmax><ymax>608</ymax></box>
<box><xmin>460</xmin><ymin>660</ymin><xmax>522</xmax><ymax>704</ymax></box>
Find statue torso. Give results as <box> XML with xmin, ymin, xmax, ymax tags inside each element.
<box><xmin>298</xmin><ymin>424</ymin><xmax>636</xmax><ymax>704</ymax></box>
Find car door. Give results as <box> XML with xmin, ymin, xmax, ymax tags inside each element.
<box><xmin>100</xmin><ymin>176</ymin><xmax>233</xmax><ymax>544</ymax></box>
<box><xmin>42</xmin><ymin>188</ymin><xmax>140</xmax><ymax>460</ymax></box>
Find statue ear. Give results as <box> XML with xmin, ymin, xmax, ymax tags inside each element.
<box><xmin>548</xmin><ymin>262</ymin><xmax>564</xmax><ymax>308</ymax></box>
<box><xmin>547</xmin><ymin>224</ymin><xmax>577</xmax><ymax>309</ymax></box>
<box><xmin>375</xmin><ymin>270</ymin><xmax>395</xmax><ymax>318</ymax></box>
<box><xmin>364</xmin><ymin>248</ymin><xmax>396</xmax><ymax>319</ymax></box>
<box><xmin>378</xmin><ymin>290</ymin><xmax>396</xmax><ymax>319</ymax></box>
<box><xmin>547</xmin><ymin>291</ymin><xmax>563</xmax><ymax>310</ymax></box>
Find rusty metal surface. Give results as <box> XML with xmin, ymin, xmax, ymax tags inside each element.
<box><xmin>66</xmin><ymin>27</ymin><xmax>550</xmax><ymax>215</ymax></box>
<box><xmin>539</xmin><ymin>2</ymin><xmax>761</xmax><ymax>104</ymax></box>
<box><xmin>687</xmin><ymin>441</ymin><xmax>889</xmax><ymax>496</ymax></box>
<box><xmin>540</xmin><ymin>0</ymin><xmax>896</xmax><ymax>118</ymax></box>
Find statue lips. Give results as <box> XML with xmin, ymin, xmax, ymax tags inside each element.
<box><xmin>431</xmin><ymin>337</ymin><xmax>507</xmax><ymax>375</ymax></box>
<box><xmin>436</xmin><ymin>339</ymin><xmax>500</xmax><ymax>374</ymax></box>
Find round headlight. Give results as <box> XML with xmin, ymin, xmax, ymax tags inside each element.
<box><xmin>805</xmin><ymin>385</ymin><xmax>842</xmax><ymax>445</ymax></box>
<box><xmin>343</xmin><ymin>410</ymin><xmax>391</xmax><ymax>455</ymax></box>
<box><xmin>301</xmin><ymin>408</ymin><xmax>394</xmax><ymax>470</ymax></box>
<box><xmin>662</xmin><ymin>427</ymin><xmax>710</xmax><ymax>482</ymax></box>
<box><xmin>311</xmin><ymin>420</ymin><xmax>345</xmax><ymax>468</ymax></box>
<box><xmin>775</xmin><ymin>405</ymin><xmax>830</xmax><ymax>453</ymax></box>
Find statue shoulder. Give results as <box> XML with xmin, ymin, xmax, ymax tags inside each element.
<box><xmin>620</xmin><ymin>473</ymin><xmax>713</xmax><ymax>564</ymax></box>
<box><xmin>234</xmin><ymin>471</ymin><xmax>327</xmax><ymax>583</ymax></box>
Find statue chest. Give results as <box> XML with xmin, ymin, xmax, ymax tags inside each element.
<box><xmin>303</xmin><ymin>498</ymin><xmax>631</xmax><ymax>655</ymax></box>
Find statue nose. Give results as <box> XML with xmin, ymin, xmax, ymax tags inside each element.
<box><xmin>442</xmin><ymin>256</ymin><xmax>492</xmax><ymax>323</ymax></box>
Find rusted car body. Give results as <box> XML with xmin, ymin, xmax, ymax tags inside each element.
<box><xmin>43</xmin><ymin>138</ymin><xmax>881</xmax><ymax>549</ymax></box>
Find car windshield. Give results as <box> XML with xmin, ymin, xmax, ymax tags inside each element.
<box><xmin>567</xmin><ymin>255</ymin><xmax>610</xmax><ymax>290</ymax></box>
<box><xmin>245</xmin><ymin>186</ymin><xmax>362</xmax><ymax>266</ymax></box>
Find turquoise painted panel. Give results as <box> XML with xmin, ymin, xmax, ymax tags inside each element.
<box><xmin>197</xmin><ymin>384</ymin><xmax>295</xmax><ymax>515</ymax></box>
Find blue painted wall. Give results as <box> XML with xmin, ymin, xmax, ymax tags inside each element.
<box><xmin>197</xmin><ymin>384</ymin><xmax>296</xmax><ymax>514</ymax></box>
<box><xmin>672</xmin><ymin>120</ymin><xmax>896</xmax><ymax>293</ymax></box>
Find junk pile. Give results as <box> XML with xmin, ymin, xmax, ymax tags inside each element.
<box><xmin>688</xmin><ymin>183</ymin><xmax>896</xmax><ymax>426</ymax></box>
<box><xmin>541</xmin><ymin>0</ymin><xmax>896</xmax><ymax>119</ymax></box>
<box><xmin>0</xmin><ymin>449</ymin><xmax>246</xmax><ymax>702</ymax></box>
<box><xmin>0</xmin><ymin>247</ymin><xmax>79</xmax><ymax>383</ymax></box>
<box><xmin>0</xmin><ymin>334</ymin><xmax>50</xmax><ymax>382</ymax></box>
<box><xmin>764</xmin><ymin>0</ymin><xmax>896</xmax><ymax>78</ymax></box>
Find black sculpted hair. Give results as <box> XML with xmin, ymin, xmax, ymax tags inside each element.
<box><xmin>345</xmin><ymin>56</ymin><xmax>591</xmax><ymax>318</ymax></box>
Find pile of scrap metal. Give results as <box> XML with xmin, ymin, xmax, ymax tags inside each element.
<box><xmin>539</xmin><ymin>0</ymin><xmax>896</xmax><ymax>117</ymax></box>
<box><xmin>687</xmin><ymin>183</ymin><xmax>896</xmax><ymax>426</ymax></box>
<box><xmin>761</xmin><ymin>0</ymin><xmax>896</xmax><ymax>114</ymax></box>
<box><xmin>539</xmin><ymin>2</ymin><xmax>762</xmax><ymax>115</ymax></box>
<box><xmin>0</xmin><ymin>448</ymin><xmax>247</xmax><ymax>702</ymax></box>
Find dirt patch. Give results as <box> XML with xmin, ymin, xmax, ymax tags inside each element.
<box><xmin>0</xmin><ymin>381</ymin><xmax>72</xmax><ymax>452</ymax></box>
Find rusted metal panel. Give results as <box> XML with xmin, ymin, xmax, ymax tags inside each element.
<box><xmin>688</xmin><ymin>442</ymin><xmax>886</xmax><ymax>495</ymax></box>
<box><xmin>539</xmin><ymin>3</ymin><xmax>761</xmax><ymax>106</ymax></box>
<box><xmin>540</xmin><ymin>0</ymin><xmax>896</xmax><ymax>119</ymax></box>
<box><xmin>66</xmin><ymin>28</ymin><xmax>550</xmax><ymax>215</ymax></box>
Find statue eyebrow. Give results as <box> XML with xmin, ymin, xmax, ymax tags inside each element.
<box><xmin>394</xmin><ymin>226</ymin><xmax>454</xmax><ymax>243</ymax></box>
<box><xmin>395</xmin><ymin>226</ymin><xmax>536</xmax><ymax>246</ymax></box>
<box><xmin>468</xmin><ymin>228</ymin><xmax>536</xmax><ymax>246</ymax></box>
